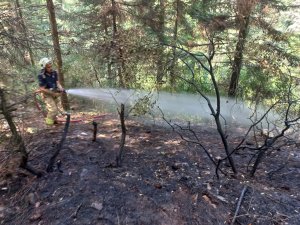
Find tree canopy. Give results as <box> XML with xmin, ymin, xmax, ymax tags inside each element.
<box><xmin>1</xmin><ymin>0</ymin><xmax>299</xmax><ymax>100</ymax></box>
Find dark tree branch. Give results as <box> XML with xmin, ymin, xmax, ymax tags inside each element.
<box><xmin>250</xmin><ymin>83</ymin><xmax>300</xmax><ymax>176</ymax></box>
<box><xmin>92</xmin><ymin>121</ymin><xmax>98</xmax><ymax>142</ymax></box>
<box><xmin>161</xmin><ymin>41</ymin><xmax>237</xmax><ymax>174</ymax></box>
<box><xmin>234</xmin><ymin>100</ymin><xmax>279</xmax><ymax>151</ymax></box>
<box><xmin>158</xmin><ymin>107</ymin><xmax>227</xmax><ymax>179</ymax></box>
<box><xmin>230</xmin><ymin>185</ymin><xmax>248</xmax><ymax>225</ymax></box>
<box><xmin>116</xmin><ymin>103</ymin><xmax>126</xmax><ymax>167</ymax></box>
<box><xmin>47</xmin><ymin>113</ymin><xmax>71</xmax><ymax>172</ymax></box>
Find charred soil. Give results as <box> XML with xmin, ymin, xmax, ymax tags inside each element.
<box><xmin>0</xmin><ymin>112</ymin><xmax>299</xmax><ymax>225</ymax></box>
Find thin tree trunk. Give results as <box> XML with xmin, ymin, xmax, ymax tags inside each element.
<box><xmin>111</xmin><ymin>0</ymin><xmax>126</xmax><ymax>88</ymax></box>
<box><xmin>208</xmin><ymin>44</ymin><xmax>237</xmax><ymax>174</ymax></box>
<box><xmin>228</xmin><ymin>0</ymin><xmax>258</xmax><ymax>97</ymax></box>
<box><xmin>169</xmin><ymin>0</ymin><xmax>179</xmax><ymax>89</ymax></box>
<box><xmin>46</xmin><ymin>0</ymin><xmax>69</xmax><ymax>110</ymax></box>
<box><xmin>116</xmin><ymin>103</ymin><xmax>126</xmax><ymax>167</ymax></box>
<box><xmin>228</xmin><ymin>15</ymin><xmax>250</xmax><ymax>97</ymax></box>
<box><xmin>92</xmin><ymin>121</ymin><xmax>98</xmax><ymax>142</ymax></box>
<box><xmin>104</xmin><ymin>21</ymin><xmax>113</xmax><ymax>86</ymax></box>
<box><xmin>0</xmin><ymin>88</ymin><xmax>28</xmax><ymax>167</ymax></box>
<box><xmin>15</xmin><ymin>0</ymin><xmax>35</xmax><ymax>66</ymax></box>
<box><xmin>156</xmin><ymin>0</ymin><xmax>165</xmax><ymax>85</ymax></box>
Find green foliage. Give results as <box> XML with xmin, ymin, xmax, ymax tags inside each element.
<box><xmin>130</xmin><ymin>93</ymin><xmax>156</xmax><ymax>116</ymax></box>
<box><xmin>0</xmin><ymin>0</ymin><xmax>298</xmax><ymax>111</ymax></box>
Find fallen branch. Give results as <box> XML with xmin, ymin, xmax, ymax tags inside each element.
<box><xmin>47</xmin><ymin>113</ymin><xmax>71</xmax><ymax>172</ymax></box>
<box><xmin>230</xmin><ymin>185</ymin><xmax>248</xmax><ymax>225</ymax></box>
<box><xmin>21</xmin><ymin>164</ymin><xmax>43</xmax><ymax>177</ymax></box>
<box><xmin>71</xmin><ymin>202</ymin><xmax>83</xmax><ymax>219</ymax></box>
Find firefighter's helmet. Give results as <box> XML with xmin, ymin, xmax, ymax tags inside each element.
<box><xmin>39</xmin><ymin>57</ymin><xmax>52</xmax><ymax>68</ymax></box>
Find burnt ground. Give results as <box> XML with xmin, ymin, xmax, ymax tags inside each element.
<box><xmin>0</xmin><ymin>110</ymin><xmax>300</xmax><ymax>225</ymax></box>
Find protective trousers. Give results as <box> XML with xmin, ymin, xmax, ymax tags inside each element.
<box><xmin>42</xmin><ymin>93</ymin><xmax>62</xmax><ymax>125</ymax></box>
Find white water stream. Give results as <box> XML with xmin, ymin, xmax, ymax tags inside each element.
<box><xmin>67</xmin><ymin>88</ymin><xmax>279</xmax><ymax>128</ymax></box>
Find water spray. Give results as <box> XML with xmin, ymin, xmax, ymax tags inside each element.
<box><xmin>66</xmin><ymin>88</ymin><xmax>276</xmax><ymax>128</ymax></box>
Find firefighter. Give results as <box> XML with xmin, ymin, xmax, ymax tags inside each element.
<box><xmin>37</xmin><ymin>58</ymin><xmax>65</xmax><ymax>125</ymax></box>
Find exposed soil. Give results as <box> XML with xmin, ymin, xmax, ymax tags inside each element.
<box><xmin>0</xmin><ymin>109</ymin><xmax>299</xmax><ymax>225</ymax></box>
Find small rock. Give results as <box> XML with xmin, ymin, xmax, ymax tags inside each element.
<box><xmin>30</xmin><ymin>211</ymin><xmax>42</xmax><ymax>221</ymax></box>
<box><xmin>91</xmin><ymin>202</ymin><xmax>103</xmax><ymax>211</ymax></box>
<box><xmin>80</xmin><ymin>168</ymin><xmax>88</xmax><ymax>180</ymax></box>
<box><xmin>216</xmin><ymin>195</ymin><xmax>228</xmax><ymax>203</ymax></box>
<box><xmin>27</xmin><ymin>193</ymin><xmax>37</xmax><ymax>205</ymax></box>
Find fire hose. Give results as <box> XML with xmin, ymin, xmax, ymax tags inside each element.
<box><xmin>34</xmin><ymin>89</ymin><xmax>106</xmax><ymax>123</ymax></box>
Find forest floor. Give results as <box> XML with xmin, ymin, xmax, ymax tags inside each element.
<box><xmin>0</xmin><ymin>108</ymin><xmax>300</xmax><ymax>225</ymax></box>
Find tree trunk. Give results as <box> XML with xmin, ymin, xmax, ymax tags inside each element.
<box><xmin>111</xmin><ymin>0</ymin><xmax>126</xmax><ymax>88</ymax></box>
<box><xmin>227</xmin><ymin>0</ymin><xmax>258</xmax><ymax>98</ymax></box>
<box><xmin>169</xmin><ymin>0</ymin><xmax>179</xmax><ymax>89</ymax></box>
<box><xmin>46</xmin><ymin>0</ymin><xmax>69</xmax><ymax>110</ymax></box>
<box><xmin>15</xmin><ymin>0</ymin><xmax>35</xmax><ymax>66</ymax></box>
<box><xmin>116</xmin><ymin>103</ymin><xmax>126</xmax><ymax>167</ymax></box>
<box><xmin>0</xmin><ymin>88</ymin><xmax>28</xmax><ymax>167</ymax></box>
<box><xmin>104</xmin><ymin>21</ymin><xmax>113</xmax><ymax>86</ymax></box>
<box><xmin>228</xmin><ymin>15</ymin><xmax>250</xmax><ymax>97</ymax></box>
<box><xmin>156</xmin><ymin>0</ymin><xmax>165</xmax><ymax>85</ymax></box>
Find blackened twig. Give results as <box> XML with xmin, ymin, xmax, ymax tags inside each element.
<box><xmin>21</xmin><ymin>164</ymin><xmax>43</xmax><ymax>177</ymax></box>
<box><xmin>230</xmin><ymin>185</ymin><xmax>248</xmax><ymax>225</ymax></box>
<box><xmin>116</xmin><ymin>104</ymin><xmax>126</xmax><ymax>167</ymax></box>
<box><xmin>71</xmin><ymin>202</ymin><xmax>83</xmax><ymax>219</ymax></box>
<box><xmin>158</xmin><ymin>106</ymin><xmax>227</xmax><ymax>178</ymax></box>
<box><xmin>92</xmin><ymin>121</ymin><xmax>98</xmax><ymax>142</ymax></box>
